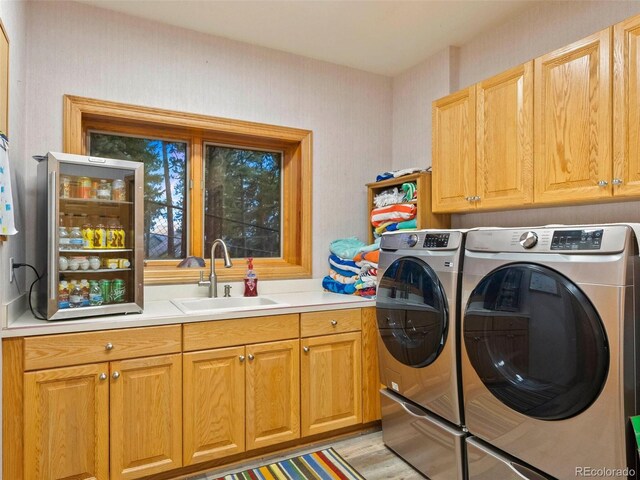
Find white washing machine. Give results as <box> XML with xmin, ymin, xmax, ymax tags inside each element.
<box><xmin>376</xmin><ymin>229</ymin><xmax>467</xmax><ymax>480</ymax></box>
<box><xmin>461</xmin><ymin>225</ymin><xmax>640</xmax><ymax>480</ymax></box>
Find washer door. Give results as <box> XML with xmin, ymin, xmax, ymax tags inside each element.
<box><xmin>376</xmin><ymin>257</ymin><xmax>448</xmax><ymax>368</ymax></box>
<box><xmin>463</xmin><ymin>263</ymin><xmax>609</xmax><ymax>420</ymax></box>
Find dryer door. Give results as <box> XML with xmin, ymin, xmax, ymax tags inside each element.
<box><xmin>377</xmin><ymin>257</ymin><xmax>449</xmax><ymax>368</ymax></box>
<box><xmin>463</xmin><ymin>263</ymin><xmax>609</xmax><ymax>420</ymax></box>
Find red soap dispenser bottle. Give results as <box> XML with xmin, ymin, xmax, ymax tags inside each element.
<box><xmin>244</xmin><ymin>257</ymin><xmax>258</xmax><ymax>297</ymax></box>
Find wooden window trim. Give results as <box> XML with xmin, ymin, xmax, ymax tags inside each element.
<box><xmin>63</xmin><ymin>95</ymin><xmax>312</xmax><ymax>285</ymax></box>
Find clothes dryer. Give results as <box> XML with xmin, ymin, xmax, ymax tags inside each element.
<box><xmin>461</xmin><ymin>225</ymin><xmax>639</xmax><ymax>480</ymax></box>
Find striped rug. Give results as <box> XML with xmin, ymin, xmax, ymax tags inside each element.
<box><xmin>214</xmin><ymin>448</ymin><xmax>365</xmax><ymax>480</ymax></box>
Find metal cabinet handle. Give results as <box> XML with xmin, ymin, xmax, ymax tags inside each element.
<box><xmin>473</xmin><ymin>196</ymin><xmax>481</xmax><ymax>202</ymax></box>
<box><xmin>303</xmin><ymin>346</ymin><xmax>310</xmax><ymax>353</ymax></box>
<box><xmin>597</xmin><ymin>180</ymin><xmax>608</xmax><ymax>187</ymax></box>
<box><xmin>112</xmin><ymin>371</ymin><xmax>120</xmax><ymax>379</ymax></box>
<box><xmin>248</xmin><ymin>354</ymin><xmax>255</xmax><ymax>361</ymax></box>
<box><xmin>99</xmin><ymin>373</ymin><xmax>107</xmax><ymax>381</ymax></box>
<box><xmin>239</xmin><ymin>355</ymin><xmax>245</xmax><ymax>362</ymax></box>
<box><xmin>330</xmin><ymin>320</ymin><xmax>338</xmax><ymax>326</ymax></box>
<box><xmin>465</xmin><ymin>196</ymin><xmax>472</xmax><ymax>202</ymax></box>
<box><xmin>105</xmin><ymin>342</ymin><xmax>114</xmax><ymax>351</ymax></box>
<box><xmin>612</xmin><ymin>178</ymin><xmax>623</xmax><ymax>185</ymax></box>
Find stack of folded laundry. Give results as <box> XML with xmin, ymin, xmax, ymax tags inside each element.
<box><xmin>371</xmin><ymin>201</ymin><xmax>417</xmax><ymax>237</ymax></box>
<box><xmin>322</xmin><ymin>237</ymin><xmax>380</xmax><ymax>298</ymax></box>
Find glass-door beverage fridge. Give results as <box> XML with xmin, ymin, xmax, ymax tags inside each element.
<box><xmin>36</xmin><ymin>152</ymin><xmax>144</xmax><ymax>320</ymax></box>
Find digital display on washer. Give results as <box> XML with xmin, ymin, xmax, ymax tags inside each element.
<box><xmin>423</xmin><ymin>233</ymin><xmax>450</xmax><ymax>248</ymax></box>
<box><xmin>550</xmin><ymin>229</ymin><xmax>603</xmax><ymax>250</ymax></box>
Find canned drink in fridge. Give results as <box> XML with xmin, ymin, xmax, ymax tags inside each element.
<box><xmin>111</xmin><ymin>279</ymin><xmax>126</xmax><ymax>303</ymax></box>
<box><xmin>99</xmin><ymin>279</ymin><xmax>111</xmax><ymax>304</ymax></box>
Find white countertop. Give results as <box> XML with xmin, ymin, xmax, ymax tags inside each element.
<box><xmin>4</xmin><ymin>288</ymin><xmax>375</xmax><ymax>337</ymax></box>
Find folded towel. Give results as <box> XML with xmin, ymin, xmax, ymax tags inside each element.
<box><xmin>355</xmin><ymin>276</ymin><xmax>377</xmax><ymax>289</ymax></box>
<box><xmin>397</xmin><ymin>219</ymin><xmax>417</xmax><ymax>230</ymax></box>
<box><xmin>374</xmin><ymin>221</ymin><xmax>394</xmax><ymax>235</ymax></box>
<box><xmin>371</xmin><ymin>204</ymin><xmax>416</xmax><ymax>227</ymax></box>
<box><xmin>355</xmin><ymin>286</ymin><xmax>377</xmax><ymax>298</ymax></box>
<box><xmin>356</xmin><ymin>238</ymin><xmax>381</xmax><ymax>254</ymax></box>
<box><xmin>375</xmin><ymin>168</ymin><xmax>423</xmax><ymax>182</ymax></box>
<box><xmin>353</xmin><ymin>250</ymin><xmax>380</xmax><ymax>264</ymax></box>
<box><xmin>329</xmin><ymin>253</ymin><xmax>360</xmax><ymax>275</ymax></box>
<box><xmin>322</xmin><ymin>276</ymin><xmax>356</xmax><ymax>295</ymax></box>
<box><xmin>330</xmin><ymin>237</ymin><xmax>367</xmax><ymax>259</ymax></box>
<box><xmin>329</xmin><ymin>268</ymin><xmax>358</xmax><ymax>284</ymax></box>
<box><xmin>373</xmin><ymin>187</ymin><xmax>406</xmax><ymax>208</ymax></box>
<box><xmin>385</xmin><ymin>223</ymin><xmax>399</xmax><ymax>232</ymax></box>
<box><xmin>402</xmin><ymin>182</ymin><xmax>416</xmax><ymax>202</ymax></box>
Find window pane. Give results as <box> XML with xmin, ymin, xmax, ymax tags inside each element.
<box><xmin>88</xmin><ymin>132</ymin><xmax>187</xmax><ymax>259</ymax></box>
<box><xmin>204</xmin><ymin>145</ymin><xmax>281</xmax><ymax>258</ymax></box>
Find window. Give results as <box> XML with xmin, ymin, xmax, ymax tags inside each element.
<box><xmin>64</xmin><ymin>95</ymin><xmax>312</xmax><ymax>284</ymax></box>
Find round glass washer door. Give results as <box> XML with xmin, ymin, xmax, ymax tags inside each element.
<box><xmin>463</xmin><ymin>263</ymin><xmax>609</xmax><ymax>421</ymax></box>
<box><xmin>376</xmin><ymin>257</ymin><xmax>448</xmax><ymax>368</ymax></box>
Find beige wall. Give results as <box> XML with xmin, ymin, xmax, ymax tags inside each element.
<box><xmin>0</xmin><ymin>0</ymin><xmax>27</xmax><ymax>306</ymax></box>
<box><xmin>23</xmin><ymin>1</ymin><xmax>393</xmax><ymax>278</ymax></box>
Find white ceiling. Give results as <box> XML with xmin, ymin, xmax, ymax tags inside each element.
<box><xmin>78</xmin><ymin>0</ymin><xmax>536</xmax><ymax>76</ymax></box>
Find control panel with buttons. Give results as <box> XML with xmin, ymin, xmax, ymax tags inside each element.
<box><xmin>550</xmin><ymin>229</ymin><xmax>603</xmax><ymax>251</ymax></box>
<box><xmin>423</xmin><ymin>233</ymin><xmax>450</xmax><ymax>248</ymax></box>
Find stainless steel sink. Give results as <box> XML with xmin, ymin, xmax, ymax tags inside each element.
<box><xmin>171</xmin><ymin>296</ymin><xmax>286</xmax><ymax>314</ymax></box>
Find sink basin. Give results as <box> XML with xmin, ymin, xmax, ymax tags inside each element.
<box><xmin>171</xmin><ymin>296</ymin><xmax>287</xmax><ymax>314</ymax></box>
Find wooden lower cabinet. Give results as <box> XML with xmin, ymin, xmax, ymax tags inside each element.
<box><xmin>301</xmin><ymin>332</ymin><xmax>362</xmax><ymax>437</ymax></box>
<box><xmin>183</xmin><ymin>346</ymin><xmax>246</xmax><ymax>465</ymax></box>
<box><xmin>23</xmin><ymin>354</ymin><xmax>182</xmax><ymax>480</ymax></box>
<box><xmin>246</xmin><ymin>339</ymin><xmax>300</xmax><ymax>450</ymax></box>
<box><xmin>109</xmin><ymin>354</ymin><xmax>183</xmax><ymax>480</ymax></box>
<box><xmin>24</xmin><ymin>363</ymin><xmax>110</xmax><ymax>480</ymax></box>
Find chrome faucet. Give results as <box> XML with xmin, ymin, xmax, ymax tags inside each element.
<box><xmin>198</xmin><ymin>239</ymin><xmax>233</xmax><ymax>297</ymax></box>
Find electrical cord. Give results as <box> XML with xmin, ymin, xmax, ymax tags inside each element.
<box><xmin>13</xmin><ymin>262</ymin><xmax>47</xmax><ymax>321</ymax></box>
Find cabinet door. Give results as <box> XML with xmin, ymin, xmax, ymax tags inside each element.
<box><xmin>534</xmin><ymin>28</ymin><xmax>612</xmax><ymax>203</ymax></box>
<box><xmin>183</xmin><ymin>346</ymin><xmax>245</xmax><ymax>465</ymax></box>
<box><xmin>301</xmin><ymin>332</ymin><xmax>362</xmax><ymax>437</ymax></box>
<box><xmin>432</xmin><ymin>86</ymin><xmax>476</xmax><ymax>213</ymax></box>
<box><xmin>110</xmin><ymin>354</ymin><xmax>182</xmax><ymax>480</ymax></box>
<box><xmin>477</xmin><ymin>62</ymin><xmax>533</xmax><ymax>209</ymax></box>
<box><xmin>614</xmin><ymin>14</ymin><xmax>640</xmax><ymax>196</ymax></box>
<box><xmin>24</xmin><ymin>363</ymin><xmax>109</xmax><ymax>480</ymax></box>
<box><xmin>246</xmin><ymin>339</ymin><xmax>300</xmax><ymax>450</ymax></box>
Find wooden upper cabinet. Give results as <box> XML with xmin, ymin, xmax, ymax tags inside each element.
<box><xmin>476</xmin><ymin>62</ymin><xmax>534</xmax><ymax>209</ymax></box>
<box><xmin>534</xmin><ymin>28</ymin><xmax>612</xmax><ymax>204</ymax></box>
<box><xmin>110</xmin><ymin>354</ymin><xmax>183</xmax><ymax>480</ymax></box>
<box><xmin>183</xmin><ymin>346</ymin><xmax>246</xmax><ymax>466</ymax></box>
<box><xmin>245</xmin><ymin>339</ymin><xmax>300</xmax><ymax>450</ymax></box>
<box><xmin>24</xmin><ymin>363</ymin><xmax>109</xmax><ymax>480</ymax></box>
<box><xmin>614</xmin><ymin>14</ymin><xmax>640</xmax><ymax>197</ymax></box>
<box><xmin>432</xmin><ymin>86</ymin><xmax>476</xmax><ymax>212</ymax></box>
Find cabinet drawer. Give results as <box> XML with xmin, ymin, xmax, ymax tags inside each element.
<box><xmin>300</xmin><ymin>309</ymin><xmax>361</xmax><ymax>337</ymax></box>
<box><xmin>183</xmin><ymin>314</ymin><xmax>299</xmax><ymax>351</ymax></box>
<box><xmin>23</xmin><ymin>325</ymin><xmax>182</xmax><ymax>371</ymax></box>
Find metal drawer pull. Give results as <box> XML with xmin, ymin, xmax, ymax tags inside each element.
<box><xmin>112</xmin><ymin>371</ymin><xmax>120</xmax><ymax>379</ymax></box>
<box><xmin>597</xmin><ymin>180</ymin><xmax>608</xmax><ymax>187</ymax></box>
<box><xmin>99</xmin><ymin>373</ymin><xmax>107</xmax><ymax>381</ymax></box>
<box><xmin>303</xmin><ymin>346</ymin><xmax>310</xmax><ymax>353</ymax></box>
<box><xmin>105</xmin><ymin>343</ymin><xmax>114</xmax><ymax>351</ymax></box>
<box><xmin>612</xmin><ymin>178</ymin><xmax>623</xmax><ymax>185</ymax></box>
<box><xmin>239</xmin><ymin>355</ymin><xmax>245</xmax><ymax>362</ymax></box>
<box><xmin>331</xmin><ymin>320</ymin><xmax>338</xmax><ymax>326</ymax></box>
<box><xmin>248</xmin><ymin>354</ymin><xmax>255</xmax><ymax>361</ymax></box>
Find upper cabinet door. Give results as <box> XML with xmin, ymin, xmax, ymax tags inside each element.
<box><xmin>614</xmin><ymin>14</ymin><xmax>640</xmax><ymax>197</ymax></box>
<box><xmin>432</xmin><ymin>86</ymin><xmax>476</xmax><ymax>213</ymax></box>
<box><xmin>534</xmin><ymin>28</ymin><xmax>612</xmax><ymax>204</ymax></box>
<box><xmin>476</xmin><ymin>62</ymin><xmax>534</xmax><ymax>210</ymax></box>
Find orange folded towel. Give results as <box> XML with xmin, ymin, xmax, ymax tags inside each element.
<box><xmin>370</xmin><ymin>203</ymin><xmax>416</xmax><ymax>227</ymax></box>
<box><xmin>353</xmin><ymin>250</ymin><xmax>380</xmax><ymax>264</ymax></box>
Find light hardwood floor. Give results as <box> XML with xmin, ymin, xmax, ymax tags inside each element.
<box><xmin>186</xmin><ymin>430</ymin><xmax>424</xmax><ymax>479</ymax></box>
